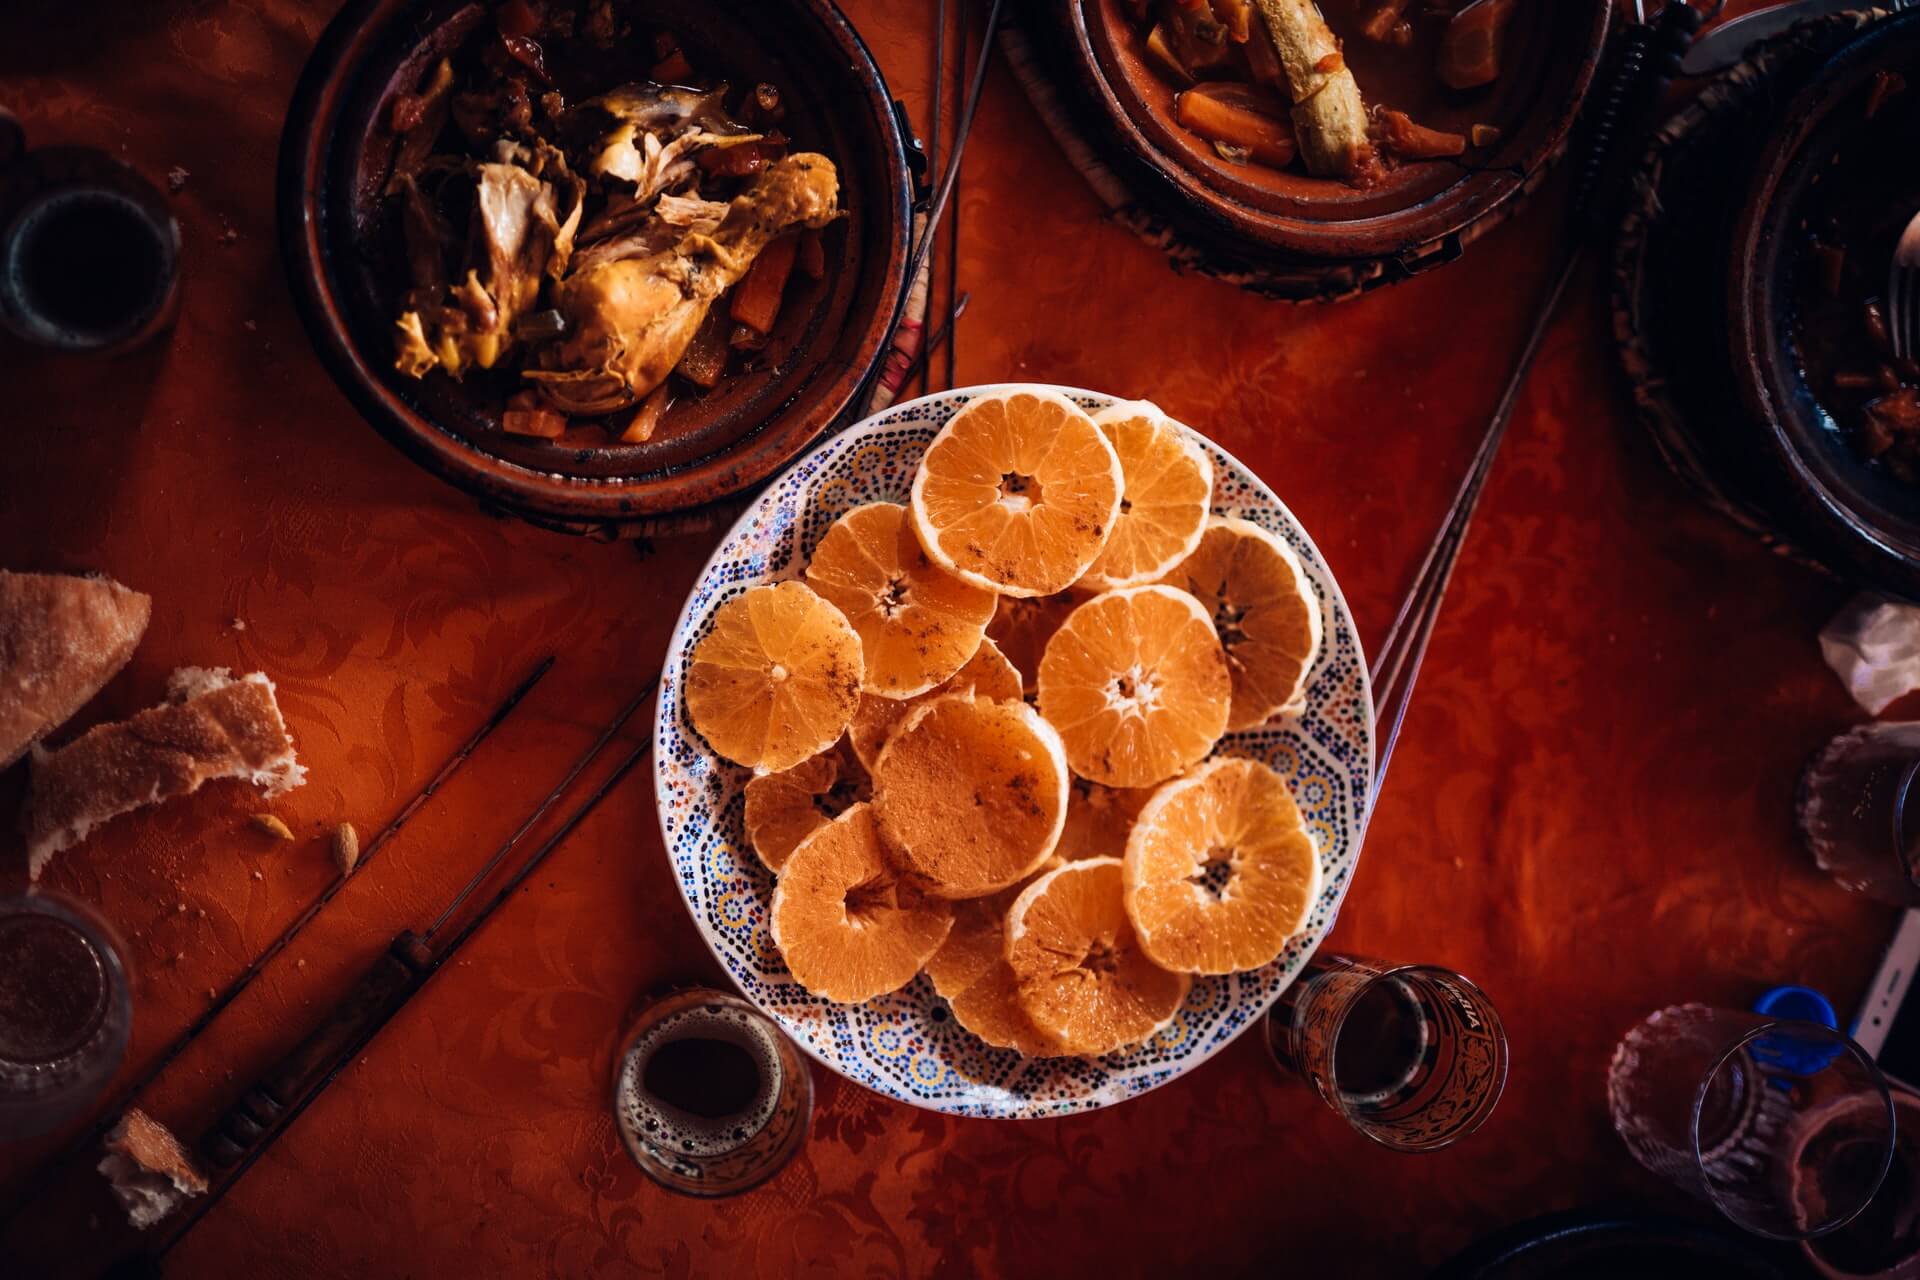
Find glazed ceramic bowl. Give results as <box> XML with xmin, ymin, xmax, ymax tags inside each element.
<box><xmin>1731</xmin><ymin>8</ymin><xmax>1920</xmax><ymax>600</ymax></box>
<box><xmin>654</xmin><ymin>384</ymin><xmax>1375</xmax><ymax>1119</ymax></box>
<box><xmin>1028</xmin><ymin>0</ymin><xmax>1609</xmax><ymax>289</ymax></box>
<box><xmin>280</xmin><ymin>0</ymin><xmax>914</xmax><ymax>535</ymax></box>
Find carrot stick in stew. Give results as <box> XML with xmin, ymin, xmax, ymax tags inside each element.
<box><xmin>1177</xmin><ymin>83</ymin><xmax>1297</xmax><ymax>167</ymax></box>
<box><xmin>1437</xmin><ymin>0</ymin><xmax>1515</xmax><ymax>91</ymax></box>
<box><xmin>502</xmin><ymin>406</ymin><xmax>566</xmax><ymax>438</ymax></box>
<box><xmin>1375</xmin><ymin>109</ymin><xmax>1467</xmax><ymax>160</ymax></box>
<box><xmin>1252</xmin><ymin>0</ymin><xmax>1374</xmax><ymax>179</ymax></box>
<box><xmin>1240</xmin><ymin>13</ymin><xmax>1286</xmax><ymax>88</ymax></box>
<box><xmin>730</xmin><ymin>234</ymin><xmax>799</xmax><ymax>335</ymax></box>
<box><xmin>1210</xmin><ymin>0</ymin><xmax>1254</xmax><ymax>42</ymax></box>
<box><xmin>797</xmin><ymin>230</ymin><xmax>827</xmax><ymax>280</ymax></box>
<box><xmin>619</xmin><ymin>384</ymin><xmax>672</xmax><ymax>443</ymax></box>
<box><xmin>1360</xmin><ymin>0</ymin><xmax>1412</xmax><ymax>42</ymax></box>
<box><xmin>651</xmin><ymin>49</ymin><xmax>694</xmax><ymax>84</ymax></box>
<box><xmin>674</xmin><ymin>311</ymin><xmax>729</xmax><ymax>389</ymax></box>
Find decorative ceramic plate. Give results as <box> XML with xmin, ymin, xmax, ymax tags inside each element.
<box><xmin>655</xmin><ymin>384</ymin><xmax>1373</xmax><ymax>1119</ymax></box>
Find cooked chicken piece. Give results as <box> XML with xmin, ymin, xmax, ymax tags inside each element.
<box><xmin>394</xmin><ymin>158</ymin><xmax>583</xmax><ymax>378</ymax></box>
<box><xmin>524</xmin><ymin>153</ymin><xmax>838</xmax><ymax>414</ymax></box>
<box><xmin>580</xmin><ymin>83</ymin><xmax>761</xmax><ymax>196</ymax></box>
<box><xmin>568</xmin><ymin>194</ymin><xmax>729</xmax><ymax>277</ymax></box>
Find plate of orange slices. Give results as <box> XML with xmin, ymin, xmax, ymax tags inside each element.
<box><xmin>655</xmin><ymin>384</ymin><xmax>1373</xmax><ymax>1118</ymax></box>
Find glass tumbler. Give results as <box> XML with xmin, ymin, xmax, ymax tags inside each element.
<box><xmin>0</xmin><ymin>891</ymin><xmax>133</xmax><ymax>1140</ymax></box>
<box><xmin>1607</xmin><ymin>1003</ymin><xmax>1895</xmax><ymax>1239</ymax></box>
<box><xmin>1797</xmin><ymin>722</ymin><xmax>1920</xmax><ymax>905</ymax></box>
<box><xmin>611</xmin><ymin>987</ymin><xmax>811</xmax><ymax>1197</ymax></box>
<box><xmin>1264</xmin><ymin>952</ymin><xmax>1509</xmax><ymax>1152</ymax></box>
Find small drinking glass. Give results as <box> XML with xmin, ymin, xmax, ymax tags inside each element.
<box><xmin>611</xmin><ymin>988</ymin><xmax>811</xmax><ymax>1197</ymax></box>
<box><xmin>1797</xmin><ymin>722</ymin><xmax>1920</xmax><ymax>905</ymax></box>
<box><xmin>1264</xmin><ymin>953</ymin><xmax>1509</xmax><ymax>1152</ymax></box>
<box><xmin>0</xmin><ymin>891</ymin><xmax>133</xmax><ymax>1141</ymax></box>
<box><xmin>1607</xmin><ymin>1003</ymin><xmax>1895</xmax><ymax>1240</ymax></box>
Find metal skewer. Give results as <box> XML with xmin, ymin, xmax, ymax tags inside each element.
<box><xmin>903</xmin><ymin>0</ymin><xmax>1002</xmax><ymax>311</ymax></box>
<box><xmin>148</xmin><ymin>675</ymin><xmax>660</xmax><ymax>1263</ymax></box>
<box><xmin>1367</xmin><ymin>1</ymin><xmax>1703</xmax><ymax>805</ymax></box>
<box><xmin>896</xmin><ymin>292</ymin><xmax>971</xmax><ymax>392</ymax></box>
<box><xmin>0</xmin><ymin>655</ymin><xmax>555</xmax><ymax>1230</ymax></box>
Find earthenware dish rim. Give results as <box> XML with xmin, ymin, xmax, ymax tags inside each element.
<box><xmin>1730</xmin><ymin>9</ymin><xmax>1920</xmax><ymax>587</ymax></box>
<box><xmin>1059</xmin><ymin>0</ymin><xmax>1611</xmax><ymax>262</ymax></box>
<box><xmin>278</xmin><ymin>0</ymin><xmax>914</xmax><ymax>527</ymax></box>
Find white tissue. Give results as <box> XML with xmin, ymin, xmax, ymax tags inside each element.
<box><xmin>1820</xmin><ymin>593</ymin><xmax>1920</xmax><ymax>714</ymax></box>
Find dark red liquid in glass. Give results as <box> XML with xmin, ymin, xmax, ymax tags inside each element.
<box><xmin>0</xmin><ymin>915</ymin><xmax>108</xmax><ymax>1063</ymax></box>
<box><xmin>642</xmin><ymin>1037</ymin><xmax>761</xmax><ymax>1120</ymax></box>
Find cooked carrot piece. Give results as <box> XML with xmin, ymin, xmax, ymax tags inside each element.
<box><xmin>1210</xmin><ymin>0</ymin><xmax>1254</xmax><ymax>41</ymax></box>
<box><xmin>619</xmin><ymin>384</ymin><xmax>672</xmax><ymax>443</ymax></box>
<box><xmin>730</xmin><ymin>234</ymin><xmax>798</xmax><ymax>335</ymax></box>
<box><xmin>1360</xmin><ymin>0</ymin><xmax>1411</xmax><ymax>42</ymax></box>
<box><xmin>1176</xmin><ymin>82</ymin><xmax>1296</xmax><ymax>167</ymax></box>
<box><xmin>675</xmin><ymin>311</ymin><xmax>729</xmax><ymax>389</ymax></box>
<box><xmin>1240</xmin><ymin>16</ymin><xmax>1285</xmax><ymax>87</ymax></box>
<box><xmin>1376</xmin><ymin>109</ymin><xmax>1466</xmax><ymax>160</ymax></box>
<box><xmin>502</xmin><ymin>407</ymin><xmax>566</xmax><ymax>439</ymax></box>
<box><xmin>797</xmin><ymin>230</ymin><xmax>827</xmax><ymax>280</ymax></box>
<box><xmin>1146</xmin><ymin>24</ymin><xmax>1195</xmax><ymax>85</ymax></box>
<box><xmin>651</xmin><ymin>49</ymin><xmax>694</xmax><ymax>84</ymax></box>
<box><xmin>1437</xmin><ymin>0</ymin><xmax>1515</xmax><ymax>91</ymax></box>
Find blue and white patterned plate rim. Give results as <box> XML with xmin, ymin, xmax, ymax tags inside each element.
<box><xmin>653</xmin><ymin>383</ymin><xmax>1375</xmax><ymax>1120</ymax></box>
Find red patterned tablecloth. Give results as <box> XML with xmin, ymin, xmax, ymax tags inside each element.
<box><xmin>0</xmin><ymin>1</ymin><xmax>1899</xmax><ymax>1275</ymax></box>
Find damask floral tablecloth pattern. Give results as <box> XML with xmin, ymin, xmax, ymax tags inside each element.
<box><xmin>0</xmin><ymin>1</ymin><xmax>1898</xmax><ymax>1276</ymax></box>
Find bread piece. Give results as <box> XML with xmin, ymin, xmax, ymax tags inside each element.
<box><xmin>23</xmin><ymin>668</ymin><xmax>305</xmax><ymax>880</ymax></box>
<box><xmin>0</xmin><ymin>571</ymin><xmax>151</xmax><ymax>769</ymax></box>
<box><xmin>98</xmin><ymin>1108</ymin><xmax>209</xmax><ymax>1230</ymax></box>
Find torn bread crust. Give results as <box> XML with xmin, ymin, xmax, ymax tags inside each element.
<box><xmin>0</xmin><ymin>570</ymin><xmax>151</xmax><ymax>770</ymax></box>
<box><xmin>99</xmin><ymin>1108</ymin><xmax>208</xmax><ymax>1230</ymax></box>
<box><xmin>1253</xmin><ymin>0</ymin><xmax>1376</xmax><ymax>178</ymax></box>
<box><xmin>23</xmin><ymin>668</ymin><xmax>304</xmax><ymax>881</ymax></box>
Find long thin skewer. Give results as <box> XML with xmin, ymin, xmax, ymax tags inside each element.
<box><xmin>0</xmin><ymin>656</ymin><xmax>554</xmax><ymax>1228</ymax></box>
<box><xmin>943</xmin><ymin>7</ymin><xmax>964</xmax><ymax>394</ymax></box>
<box><xmin>1369</xmin><ymin>249</ymin><xmax>1580</xmax><ymax>809</ymax></box>
<box><xmin>1366</xmin><ymin>1</ymin><xmax>1701</xmax><ymax>807</ymax></box>
<box><xmin>896</xmin><ymin>292</ymin><xmax>971</xmax><ymax>392</ymax></box>
<box><xmin>901</xmin><ymin>0</ymin><xmax>1003</xmax><ymax>306</ymax></box>
<box><xmin>152</xmin><ymin>693</ymin><xmax>657</xmax><ymax>1262</ymax></box>
<box><xmin>425</xmin><ymin>676</ymin><xmax>657</xmax><ymax>938</ymax></box>
<box><xmin>924</xmin><ymin>0</ymin><xmax>946</xmax><ymax>402</ymax></box>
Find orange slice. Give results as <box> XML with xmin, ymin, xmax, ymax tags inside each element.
<box><xmin>1005</xmin><ymin>858</ymin><xmax>1189</xmax><ymax>1057</ymax></box>
<box><xmin>846</xmin><ymin>636</ymin><xmax>1022</xmax><ymax>771</ymax></box>
<box><xmin>923</xmin><ymin>870</ymin><xmax>1062</xmax><ymax>1057</ymax></box>
<box><xmin>769</xmin><ymin>803</ymin><xmax>953</xmax><ymax>1002</ymax></box>
<box><xmin>985</xmin><ymin>591</ymin><xmax>1081</xmax><ymax>696</ymax></box>
<box><xmin>1161</xmin><ymin>516</ymin><xmax>1322</xmax><ymax>730</ymax></box>
<box><xmin>804</xmin><ymin>501</ymin><xmax>997</xmax><ymax>699</ymax></box>
<box><xmin>909</xmin><ymin>389</ymin><xmax>1124</xmax><ymax>597</ymax></box>
<box><xmin>1058</xmin><ymin>777</ymin><xmax>1153</xmax><ymax>860</ymax></box>
<box><xmin>1076</xmin><ymin>402</ymin><xmax>1214</xmax><ymax>591</ymax></box>
<box><xmin>1036</xmin><ymin>585</ymin><xmax>1231</xmax><ymax>788</ymax></box>
<box><xmin>872</xmin><ymin>694</ymin><xmax>1068</xmax><ymax>899</ymax></box>
<box><xmin>1123</xmin><ymin>756</ymin><xmax>1321</xmax><ymax>975</ymax></box>
<box><xmin>742</xmin><ymin>741</ymin><xmax>869</xmax><ymax>873</ymax></box>
<box><xmin>685</xmin><ymin>580</ymin><xmax>864</xmax><ymax>775</ymax></box>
